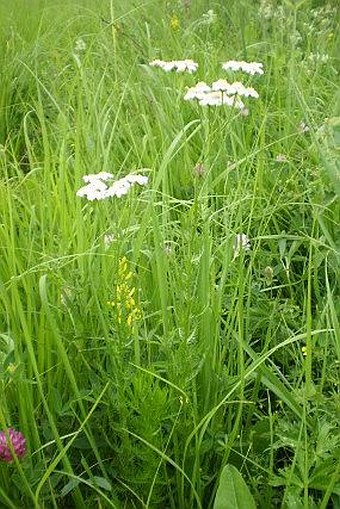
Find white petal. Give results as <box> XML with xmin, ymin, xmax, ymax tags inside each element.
<box><xmin>83</xmin><ymin>172</ymin><xmax>113</xmax><ymax>183</ymax></box>
<box><xmin>125</xmin><ymin>174</ymin><xmax>149</xmax><ymax>186</ymax></box>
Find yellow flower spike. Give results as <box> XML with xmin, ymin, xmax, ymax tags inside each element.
<box><xmin>121</xmin><ymin>287</ymin><xmax>128</xmax><ymax>298</ymax></box>
<box><xmin>119</xmin><ymin>257</ymin><xmax>128</xmax><ymax>273</ymax></box>
<box><xmin>170</xmin><ymin>14</ymin><xmax>180</xmax><ymax>31</ymax></box>
<box><xmin>134</xmin><ymin>308</ymin><xmax>142</xmax><ymax>320</ymax></box>
<box><xmin>301</xmin><ymin>346</ymin><xmax>308</xmax><ymax>357</ymax></box>
<box><xmin>110</xmin><ymin>255</ymin><xmax>142</xmax><ymax>328</ymax></box>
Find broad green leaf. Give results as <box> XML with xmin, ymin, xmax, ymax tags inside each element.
<box><xmin>213</xmin><ymin>464</ymin><xmax>256</xmax><ymax>509</ymax></box>
<box><xmin>92</xmin><ymin>476</ymin><xmax>112</xmax><ymax>492</ymax></box>
<box><xmin>60</xmin><ymin>478</ymin><xmax>80</xmax><ymax>498</ymax></box>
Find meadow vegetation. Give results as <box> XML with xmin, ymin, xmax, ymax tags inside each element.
<box><xmin>0</xmin><ymin>0</ymin><xmax>339</xmax><ymax>507</ymax></box>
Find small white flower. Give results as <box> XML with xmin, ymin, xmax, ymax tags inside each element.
<box><xmin>307</xmin><ymin>52</ymin><xmax>329</xmax><ymax>64</ymax></box>
<box><xmin>105</xmin><ymin>180</ymin><xmax>131</xmax><ymax>198</ymax></box>
<box><xmin>198</xmin><ymin>91</ymin><xmax>245</xmax><ymax>109</ymax></box>
<box><xmin>149</xmin><ymin>59</ymin><xmax>198</xmax><ymax>73</ymax></box>
<box><xmin>231</xmin><ymin>81</ymin><xmax>259</xmax><ymax>98</ymax></box>
<box><xmin>245</xmin><ymin>62</ymin><xmax>264</xmax><ymax>75</ymax></box>
<box><xmin>200</xmin><ymin>9</ymin><xmax>217</xmax><ymax>25</ymax></box>
<box><xmin>163</xmin><ymin>61</ymin><xmax>176</xmax><ymax>72</ymax></box>
<box><xmin>74</xmin><ymin>37</ymin><xmax>86</xmax><ymax>52</ymax></box>
<box><xmin>83</xmin><ymin>172</ymin><xmax>113</xmax><ymax>183</ymax></box>
<box><xmin>76</xmin><ymin>180</ymin><xmax>109</xmax><ymax>201</ymax></box>
<box><xmin>299</xmin><ymin>121</ymin><xmax>310</xmax><ymax>134</ymax></box>
<box><xmin>104</xmin><ymin>233</ymin><xmax>116</xmax><ymax>247</ymax></box>
<box><xmin>211</xmin><ymin>80</ymin><xmax>259</xmax><ymax>98</ymax></box>
<box><xmin>149</xmin><ymin>59</ymin><xmax>164</xmax><ymax>68</ymax></box>
<box><xmin>233</xmin><ymin>233</ymin><xmax>251</xmax><ymax>259</ymax></box>
<box><xmin>198</xmin><ymin>91</ymin><xmax>224</xmax><ymax>106</ymax></box>
<box><xmin>125</xmin><ymin>174</ymin><xmax>149</xmax><ymax>186</ymax></box>
<box><xmin>211</xmin><ymin>79</ymin><xmax>233</xmax><ymax>92</ymax></box>
<box><xmin>222</xmin><ymin>60</ymin><xmax>240</xmax><ymax>71</ymax></box>
<box><xmin>76</xmin><ymin>172</ymin><xmax>149</xmax><ymax>201</ymax></box>
<box><xmin>259</xmin><ymin>0</ymin><xmax>274</xmax><ymax>20</ymax></box>
<box><xmin>184</xmin><ymin>81</ymin><xmax>211</xmax><ymax>100</ymax></box>
<box><xmin>184</xmin><ymin>80</ymin><xmax>257</xmax><ymax>113</ymax></box>
<box><xmin>175</xmin><ymin>60</ymin><xmax>196</xmax><ymax>72</ymax></box>
<box><xmin>275</xmin><ymin>154</ymin><xmax>288</xmax><ymax>163</ymax></box>
<box><xmin>222</xmin><ymin>60</ymin><xmax>264</xmax><ymax>75</ymax></box>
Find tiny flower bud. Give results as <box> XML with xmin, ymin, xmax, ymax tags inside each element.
<box><xmin>264</xmin><ymin>266</ymin><xmax>274</xmax><ymax>281</ymax></box>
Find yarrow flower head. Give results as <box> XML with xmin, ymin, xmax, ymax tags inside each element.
<box><xmin>76</xmin><ymin>171</ymin><xmax>149</xmax><ymax>201</ymax></box>
<box><xmin>198</xmin><ymin>91</ymin><xmax>246</xmax><ymax>109</ymax></box>
<box><xmin>0</xmin><ymin>428</ymin><xmax>27</xmax><ymax>463</ymax></box>
<box><xmin>201</xmin><ymin>9</ymin><xmax>217</xmax><ymax>25</ymax></box>
<box><xmin>211</xmin><ymin>80</ymin><xmax>259</xmax><ymax>98</ymax></box>
<box><xmin>192</xmin><ymin>8</ymin><xmax>217</xmax><ymax>27</ymax></box>
<box><xmin>184</xmin><ymin>79</ymin><xmax>259</xmax><ymax>112</ymax></box>
<box><xmin>103</xmin><ymin>233</ymin><xmax>116</xmax><ymax>248</ymax></box>
<box><xmin>275</xmin><ymin>154</ymin><xmax>288</xmax><ymax>163</ymax></box>
<box><xmin>299</xmin><ymin>121</ymin><xmax>310</xmax><ymax>134</ymax></box>
<box><xmin>184</xmin><ymin>81</ymin><xmax>211</xmax><ymax>100</ymax></box>
<box><xmin>74</xmin><ymin>37</ymin><xmax>86</xmax><ymax>52</ymax></box>
<box><xmin>149</xmin><ymin>59</ymin><xmax>198</xmax><ymax>73</ymax></box>
<box><xmin>259</xmin><ymin>0</ymin><xmax>274</xmax><ymax>20</ymax></box>
<box><xmin>222</xmin><ymin>60</ymin><xmax>264</xmax><ymax>75</ymax></box>
<box><xmin>307</xmin><ymin>52</ymin><xmax>329</xmax><ymax>64</ymax></box>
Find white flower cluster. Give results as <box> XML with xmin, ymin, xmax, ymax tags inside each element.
<box><xmin>76</xmin><ymin>172</ymin><xmax>149</xmax><ymax>201</ymax></box>
<box><xmin>183</xmin><ymin>82</ymin><xmax>211</xmax><ymax>100</ymax></box>
<box><xmin>199</xmin><ymin>92</ymin><xmax>246</xmax><ymax>109</ymax></box>
<box><xmin>74</xmin><ymin>37</ymin><xmax>86</xmax><ymax>52</ymax></box>
<box><xmin>184</xmin><ymin>79</ymin><xmax>259</xmax><ymax>109</ymax></box>
<box><xmin>149</xmin><ymin>59</ymin><xmax>198</xmax><ymax>73</ymax></box>
<box><xmin>233</xmin><ymin>233</ymin><xmax>251</xmax><ymax>259</ymax></box>
<box><xmin>258</xmin><ymin>0</ymin><xmax>274</xmax><ymax>20</ymax></box>
<box><xmin>212</xmin><ymin>79</ymin><xmax>259</xmax><ymax>98</ymax></box>
<box><xmin>195</xmin><ymin>9</ymin><xmax>217</xmax><ymax>26</ymax></box>
<box><xmin>222</xmin><ymin>60</ymin><xmax>264</xmax><ymax>75</ymax></box>
<box><xmin>299</xmin><ymin>121</ymin><xmax>310</xmax><ymax>134</ymax></box>
<box><xmin>307</xmin><ymin>52</ymin><xmax>329</xmax><ymax>64</ymax></box>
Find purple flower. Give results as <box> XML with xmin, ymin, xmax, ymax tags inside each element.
<box><xmin>0</xmin><ymin>428</ymin><xmax>27</xmax><ymax>463</ymax></box>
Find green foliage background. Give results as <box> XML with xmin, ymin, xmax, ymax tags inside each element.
<box><xmin>0</xmin><ymin>0</ymin><xmax>339</xmax><ymax>507</ymax></box>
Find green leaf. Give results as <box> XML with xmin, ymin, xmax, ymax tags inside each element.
<box><xmin>92</xmin><ymin>476</ymin><xmax>112</xmax><ymax>492</ymax></box>
<box><xmin>60</xmin><ymin>478</ymin><xmax>80</xmax><ymax>498</ymax></box>
<box><xmin>213</xmin><ymin>464</ymin><xmax>256</xmax><ymax>509</ymax></box>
